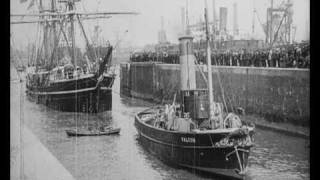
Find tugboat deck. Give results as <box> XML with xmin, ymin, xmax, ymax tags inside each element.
<box><xmin>136</xmin><ymin>113</ymin><xmax>255</xmax><ymax>135</ymax></box>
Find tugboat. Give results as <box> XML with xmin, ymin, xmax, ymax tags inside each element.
<box><xmin>11</xmin><ymin>0</ymin><xmax>137</xmax><ymax>113</ymax></box>
<box><xmin>134</xmin><ymin>4</ymin><xmax>255</xmax><ymax>179</ymax></box>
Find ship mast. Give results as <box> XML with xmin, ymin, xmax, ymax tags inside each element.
<box><xmin>68</xmin><ymin>0</ymin><xmax>76</xmax><ymax>67</ymax></box>
<box><xmin>51</xmin><ymin>0</ymin><xmax>57</xmax><ymax>65</ymax></box>
<box><xmin>204</xmin><ymin>0</ymin><xmax>214</xmax><ymax>121</ymax></box>
<box><xmin>37</xmin><ymin>0</ymin><xmax>44</xmax><ymax>71</ymax></box>
<box><xmin>11</xmin><ymin>1</ymin><xmax>139</xmax><ymax>69</ymax></box>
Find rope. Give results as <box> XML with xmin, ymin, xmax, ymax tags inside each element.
<box><xmin>48</xmin><ymin>18</ymin><xmax>65</xmax><ymax>68</ymax></box>
<box><xmin>194</xmin><ymin>59</ymin><xmax>208</xmax><ymax>85</ymax></box>
<box><xmin>34</xmin><ymin>22</ymin><xmax>41</xmax><ymax>69</ymax></box>
<box><xmin>76</xmin><ymin>14</ymin><xmax>98</xmax><ymax>62</ymax></box>
<box><xmin>186</xmin><ymin>42</ymin><xmax>190</xmax><ymax>89</ymax></box>
<box><xmin>212</xmin><ymin>55</ymin><xmax>229</xmax><ymax>114</ymax></box>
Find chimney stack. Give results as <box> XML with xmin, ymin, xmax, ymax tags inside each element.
<box><xmin>219</xmin><ymin>7</ymin><xmax>228</xmax><ymax>34</ymax></box>
<box><xmin>212</xmin><ymin>0</ymin><xmax>216</xmax><ymax>31</ymax></box>
<box><xmin>178</xmin><ymin>36</ymin><xmax>196</xmax><ymax>90</ymax></box>
<box><xmin>181</xmin><ymin>7</ymin><xmax>186</xmax><ymax>34</ymax></box>
<box><xmin>233</xmin><ymin>2</ymin><xmax>239</xmax><ymax>36</ymax></box>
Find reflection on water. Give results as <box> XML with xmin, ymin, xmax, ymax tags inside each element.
<box><xmin>12</xmin><ymin>69</ymin><xmax>309</xmax><ymax>180</ymax></box>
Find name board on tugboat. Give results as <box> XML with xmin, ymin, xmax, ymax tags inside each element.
<box><xmin>181</xmin><ymin>137</ymin><xmax>195</xmax><ymax>143</ymax></box>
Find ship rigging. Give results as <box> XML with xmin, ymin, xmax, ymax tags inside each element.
<box><xmin>10</xmin><ymin>0</ymin><xmax>138</xmax><ymax>113</ymax></box>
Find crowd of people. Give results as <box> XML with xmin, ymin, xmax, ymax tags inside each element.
<box><xmin>130</xmin><ymin>42</ymin><xmax>310</xmax><ymax>68</ymax></box>
<box><xmin>130</xmin><ymin>51</ymin><xmax>180</xmax><ymax>64</ymax></box>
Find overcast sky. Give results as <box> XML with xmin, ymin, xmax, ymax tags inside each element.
<box><xmin>11</xmin><ymin>0</ymin><xmax>309</xmax><ymax>49</ymax></box>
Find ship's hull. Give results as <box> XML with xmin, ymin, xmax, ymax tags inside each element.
<box><xmin>26</xmin><ymin>73</ymin><xmax>115</xmax><ymax>113</ymax></box>
<box><xmin>135</xmin><ymin>111</ymin><xmax>254</xmax><ymax>179</ymax></box>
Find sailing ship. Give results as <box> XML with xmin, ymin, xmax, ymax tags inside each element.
<box><xmin>134</xmin><ymin>4</ymin><xmax>255</xmax><ymax>179</ymax></box>
<box><xmin>11</xmin><ymin>0</ymin><xmax>137</xmax><ymax>113</ymax></box>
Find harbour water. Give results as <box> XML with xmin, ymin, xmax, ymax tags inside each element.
<box><xmin>11</xmin><ymin>67</ymin><xmax>309</xmax><ymax>180</ymax></box>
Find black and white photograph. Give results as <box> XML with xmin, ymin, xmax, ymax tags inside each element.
<box><xmin>10</xmin><ymin>0</ymin><xmax>309</xmax><ymax>179</ymax></box>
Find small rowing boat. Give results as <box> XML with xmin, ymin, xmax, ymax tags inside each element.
<box><xmin>66</xmin><ymin>127</ymin><xmax>121</xmax><ymax>137</ymax></box>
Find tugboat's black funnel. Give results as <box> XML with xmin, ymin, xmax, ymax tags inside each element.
<box><xmin>97</xmin><ymin>46</ymin><xmax>113</xmax><ymax>77</ymax></box>
<box><xmin>178</xmin><ymin>36</ymin><xmax>210</xmax><ymax>122</ymax></box>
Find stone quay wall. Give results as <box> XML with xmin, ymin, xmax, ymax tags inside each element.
<box><xmin>120</xmin><ymin>62</ymin><xmax>309</xmax><ymax>126</ymax></box>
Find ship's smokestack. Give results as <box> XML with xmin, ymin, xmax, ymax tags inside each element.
<box><xmin>178</xmin><ymin>36</ymin><xmax>196</xmax><ymax>90</ymax></box>
<box><xmin>158</xmin><ymin>16</ymin><xmax>167</xmax><ymax>44</ymax></box>
<box><xmin>233</xmin><ymin>2</ymin><xmax>239</xmax><ymax>36</ymax></box>
<box><xmin>181</xmin><ymin>7</ymin><xmax>186</xmax><ymax>34</ymax></box>
<box><xmin>212</xmin><ymin>0</ymin><xmax>216</xmax><ymax>31</ymax></box>
<box><xmin>219</xmin><ymin>7</ymin><xmax>228</xmax><ymax>34</ymax></box>
<box><xmin>161</xmin><ymin>16</ymin><xmax>164</xmax><ymax>30</ymax></box>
